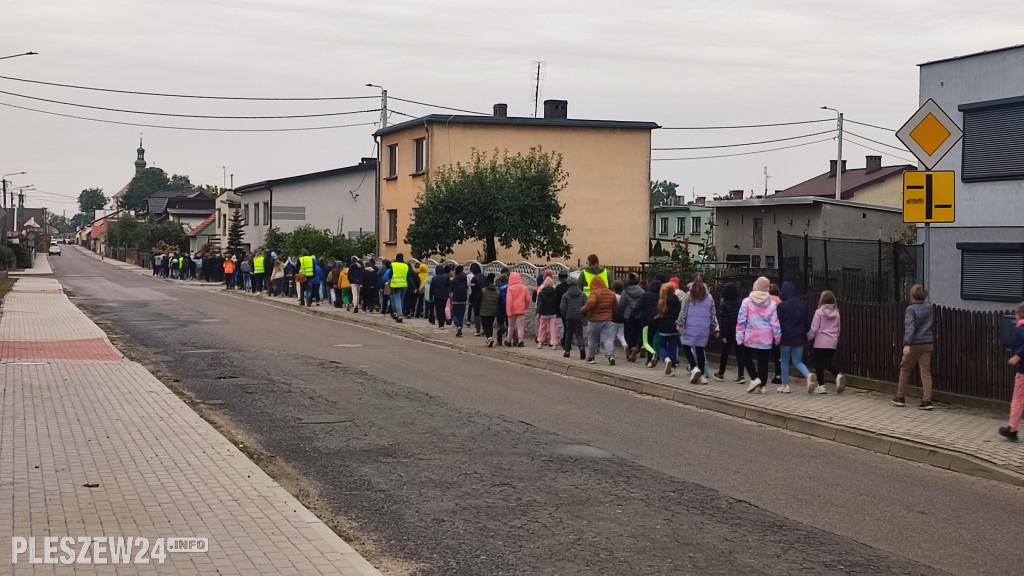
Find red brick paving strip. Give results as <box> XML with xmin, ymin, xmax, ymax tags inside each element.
<box><xmin>0</xmin><ymin>338</ymin><xmax>122</xmax><ymax>361</ymax></box>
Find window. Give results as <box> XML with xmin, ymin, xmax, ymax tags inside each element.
<box><xmin>263</xmin><ymin>202</ymin><xmax>269</xmax><ymax>225</ymax></box>
<box><xmin>958</xmin><ymin>242</ymin><xmax>1024</xmax><ymax>302</ymax></box>
<box><xmin>413</xmin><ymin>137</ymin><xmax>426</xmax><ymax>174</ymax></box>
<box><xmin>659</xmin><ymin>217</ymin><xmax>668</xmax><ymax>235</ymax></box>
<box><xmin>243</xmin><ymin>204</ymin><xmax>249</xmax><ymax>226</ymax></box>
<box><xmin>253</xmin><ymin>203</ymin><xmax>259</xmax><ymax>227</ymax></box>
<box><xmin>960</xmin><ymin>98</ymin><xmax>1024</xmax><ymax>181</ymax></box>
<box><xmin>752</xmin><ymin>217</ymin><xmax>763</xmax><ymax>248</ymax></box>
<box><xmin>675</xmin><ymin>217</ymin><xmax>685</xmax><ymax>235</ymax></box>
<box><xmin>386</xmin><ymin>209</ymin><xmax>398</xmax><ymax>243</ymax></box>
<box><xmin>751</xmin><ymin>255</ymin><xmax>761</xmax><ymax>267</ymax></box>
<box><xmin>691</xmin><ymin>216</ymin><xmax>701</xmax><ymax>235</ymax></box>
<box><xmin>766</xmin><ymin>256</ymin><xmax>775</xmax><ymax>268</ymax></box>
<box><xmin>386</xmin><ymin>144</ymin><xmax>398</xmax><ymax>178</ymax></box>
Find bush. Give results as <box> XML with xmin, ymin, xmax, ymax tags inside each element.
<box><xmin>12</xmin><ymin>241</ymin><xmax>32</xmax><ymax>269</ymax></box>
<box><xmin>0</xmin><ymin>245</ymin><xmax>15</xmax><ymax>270</ymax></box>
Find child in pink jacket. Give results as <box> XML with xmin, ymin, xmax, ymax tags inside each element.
<box><xmin>505</xmin><ymin>271</ymin><xmax>531</xmax><ymax>347</ymax></box>
<box><xmin>738</xmin><ymin>277</ymin><xmax>781</xmax><ymax>394</ymax></box>
<box><xmin>806</xmin><ymin>290</ymin><xmax>846</xmax><ymax>395</ymax></box>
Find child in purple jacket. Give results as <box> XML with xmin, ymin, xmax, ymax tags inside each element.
<box><xmin>807</xmin><ymin>290</ymin><xmax>846</xmax><ymax>394</ymax></box>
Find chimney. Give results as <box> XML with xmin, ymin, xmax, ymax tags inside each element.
<box><xmin>543</xmin><ymin>99</ymin><xmax>568</xmax><ymax>119</ymax></box>
<box><xmin>493</xmin><ymin>103</ymin><xmax>508</xmax><ymax>118</ymax></box>
<box><xmin>841</xmin><ymin>160</ymin><xmax>847</xmax><ymax>173</ymax></box>
<box><xmin>696</xmin><ymin>196</ymin><xmax>706</xmax><ymax>206</ymax></box>
<box><xmin>729</xmin><ymin>189</ymin><xmax>744</xmax><ymax>200</ymax></box>
<box><xmin>865</xmin><ymin>155</ymin><xmax>882</xmax><ymax>173</ymax></box>
<box><xmin>829</xmin><ymin>160</ymin><xmax>837</xmax><ymax>178</ymax></box>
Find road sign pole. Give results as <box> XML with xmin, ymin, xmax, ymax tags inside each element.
<box><xmin>924</xmin><ymin>222</ymin><xmax>930</xmax><ymax>295</ymax></box>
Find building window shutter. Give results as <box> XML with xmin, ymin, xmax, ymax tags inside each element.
<box><xmin>958</xmin><ymin>243</ymin><xmax>1024</xmax><ymax>302</ymax></box>
<box><xmin>961</xmin><ymin>100</ymin><xmax>1024</xmax><ymax>181</ymax></box>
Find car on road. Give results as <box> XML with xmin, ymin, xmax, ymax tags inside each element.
<box><xmin>49</xmin><ymin>240</ymin><xmax>61</xmax><ymax>256</ymax></box>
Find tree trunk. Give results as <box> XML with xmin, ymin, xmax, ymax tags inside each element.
<box><xmin>485</xmin><ymin>235</ymin><xmax>496</xmax><ymax>263</ymax></box>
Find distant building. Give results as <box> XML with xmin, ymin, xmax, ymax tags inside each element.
<box><xmin>375</xmin><ymin>101</ymin><xmax>659</xmax><ymax>266</ymax></box>
<box><xmin>213</xmin><ymin>190</ymin><xmax>241</xmax><ymax>253</ymax></box>
<box><xmin>111</xmin><ymin>139</ymin><xmax>148</xmax><ymax>208</ymax></box>
<box><xmin>916</xmin><ymin>44</ymin><xmax>1024</xmax><ymax>309</ymax></box>
<box><xmin>650</xmin><ymin>196</ymin><xmax>713</xmax><ymax>259</ymax></box>
<box><xmin>235</xmin><ymin>158</ymin><xmax>377</xmax><ymax>252</ymax></box>
<box><xmin>772</xmin><ymin>156</ymin><xmax>914</xmax><ymax>208</ymax></box>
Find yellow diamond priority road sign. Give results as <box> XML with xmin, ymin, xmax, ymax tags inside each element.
<box><xmin>903</xmin><ymin>171</ymin><xmax>955</xmax><ymax>223</ymax></box>
<box><xmin>896</xmin><ymin>99</ymin><xmax>963</xmax><ymax>170</ymax></box>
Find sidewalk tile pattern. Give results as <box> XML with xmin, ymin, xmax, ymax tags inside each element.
<box><xmin>1</xmin><ymin>278</ymin><xmax>382</xmax><ymax>575</ymax></box>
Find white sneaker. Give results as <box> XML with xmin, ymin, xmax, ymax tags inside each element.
<box><xmin>836</xmin><ymin>374</ymin><xmax>846</xmax><ymax>393</ymax></box>
<box><xmin>806</xmin><ymin>373</ymin><xmax>818</xmax><ymax>394</ymax></box>
<box><xmin>699</xmin><ymin>376</ymin><xmax>709</xmax><ymax>385</ymax></box>
<box><xmin>664</xmin><ymin>358</ymin><xmax>675</xmax><ymax>376</ymax></box>
<box><xmin>746</xmin><ymin>378</ymin><xmax>762</xmax><ymax>393</ymax></box>
<box><xmin>689</xmin><ymin>367</ymin><xmax>702</xmax><ymax>384</ymax></box>
<box><xmin>537</xmin><ymin>342</ymin><xmax>544</xmax><ymax>349</ymax></box>
<box><xmin>814</xmin><ymin>385</ymin><xmax>828</xmax><ymax>394</ymax></box>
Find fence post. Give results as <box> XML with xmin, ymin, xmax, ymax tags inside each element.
<box><xmin>777</xmin><ymin>230</ymin><xmax>784</xmax><ymax>286</ymax></box>
<box><xmin>803</xmin><ymin>233</ymin><xmax>809</xmax><ymax>295</ymax></box>
<box><xmin>892</xmin><ymin>242</ymin><xmax>900</xmax><ymax>303</ymax></box>
<box><xmin>823</xmin><ymin>238</ymin><xmax>830</xmax><ymax>291</ymax></box>
<box><xmin>877</xmin><ymin>239</ymin><xmax>883</xmax><ymax>304</ymax></box>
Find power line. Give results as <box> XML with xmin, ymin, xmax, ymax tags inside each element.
<box><xmin>844</xmin><ymin>130</ymin><xmax>911</xmax><ymax>153</ymax></box>
<box><xmin>388</xmin><ymin>96</ymin><xmax>488</xmax><ymax>115</ymax></box>
<box><xmin>0</xmin><ymin>101</ymin><xmax>380</xmax><ymax>132</ymax></box>
<box><xmin>388</xmin><ymin>109</ymin><xmax>419</xmax><ymax>120</ymax></box>
<box><xmin>653</xmin><ymin>136</ymin><xmax>835</xmax><ymax>161</ymax></box>
<box><xmin>846</xmin><ymin>118</ymin><xmax>896</xmax><ymax>132</ymax></box>
<box><xmin>661</xmin><ymin>118</ymin><xmax>832</xmax><ymax>130</ymax></box>
<box><xmin>0</xmin><ymin>74</ymin><xmax>377</xmax><ymax>101</ymax></box>
<box><xmin>844</xmin><ymin>135</ymin><xmax>918</xmax><ymax>164</ymax></box>
<box><xmin>653</xmin><ymin>129</ymin><xmax>835</xmax><ymax>151</ymax></box>
<box><xmin>0</xmin><ymin>89</ymin><xmax>378</xmax><ymax>120</ymax></box>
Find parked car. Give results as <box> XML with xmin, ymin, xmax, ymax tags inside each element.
<box><xmin>49</xmin><ymin>240</ymin><xmax>61</xmax><ymax>256</ymax></box>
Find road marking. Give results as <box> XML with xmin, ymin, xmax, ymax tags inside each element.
<box><xmin>332</xmin><ymin>344</ymin><xmax>365</xmax><ymax>348</ymax></box>
<box><xmin>182</xmin><ymin>349</ymin><xmax>222</xmax><ymax>354</ymax></box>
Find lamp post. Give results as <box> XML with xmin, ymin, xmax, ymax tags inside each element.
<box><xmin>821</xmin><ymin>106</ymin><xmax>844</xmax><ymax>200</ymax></box>
<box><xmin>366</xmin><ymin>83</ymin><xmax>388</xmax><ymax>128</ymax></box>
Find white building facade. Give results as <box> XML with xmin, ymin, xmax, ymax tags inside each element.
<box><xmin>919</xmin><ymin>45</ymin><xmax>1024</xmax><ymax>310</ymax></box>
<box><xmin>235</xmin><ymin>158</ymin><xmax>377</xmax><ymax>251</ymax></box>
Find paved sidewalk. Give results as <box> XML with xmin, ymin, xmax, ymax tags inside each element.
<box><xmin>1</xmin><ymin>277</ymin><xmax>383</xmax><ymax>575</ymax></box>
<box><xmin>9</xmin><ymin>253</ymin><xmax>53</xmax><ymax>276</ymax></box>
<box><xmin>224</xmin><ymin>288</ymin><xmax>1024</xmax><ymax>487</ymax></box>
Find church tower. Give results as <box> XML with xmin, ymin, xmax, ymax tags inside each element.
<box><xmin>135</xmin><ymin>138</ymin><xmax>147</xmax><ymax>174</ymax></box>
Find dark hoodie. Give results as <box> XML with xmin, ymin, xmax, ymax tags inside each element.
<box><xmin>536</xmin><ymin>283</ymin><xmax>559</xmax><ymax>316</ymax></box>
<box><xmin>559</xmin><ymin>283</ymin><xmax>588</xmax><ymax>321</ymax></box>
<box><xmin>619</xmin><ymin>282</ymin><xmax>645</xmax><ymax>322</ymax></box>
<box><xmin>431</xmin><ymin>265</ymin><xmax>451</xmax><ymax>301</ymax></box>
<box><xmin>717</xmin><ymin>282</ymin><xmax>742</xmax><ymax>339</ymax></box>
<box><xmin>776</xmin><ymin>281</ymin><xmax>810</xmax><ymax>346</ymax></box>
<box><xmin>637</xmin><ymin>280</ymin><xmax>663</xmax><ymax>325</ymax></box>
<box><xmin>451</xmin><ymin>269</ymin><xmax>469</xmax><ymax>303</ymax></box>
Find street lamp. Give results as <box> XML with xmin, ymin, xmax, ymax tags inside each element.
<box><xmin>366</xmin><ymin>83</ymin><xmax>388</xmax><ymax>128</ymax></box>
<box><xmin>2</xmin><ymin>172</ymin><xmax>26</xmax><ymax>210</ymax></box>
<box><xmin>0</xmin><ymin>51</ymin><xmax>37</xmax><ymax>61</ymax></box>
<box><xmin>821</xmin><ymin>106</ymin><xmax>844</xmax><ymax>200</ymax></box>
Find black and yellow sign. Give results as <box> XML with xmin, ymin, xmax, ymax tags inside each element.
<box><xmin>903</xmin><ymin>171</ymin><xmax>954</xmax><ymax>223</ymax></box>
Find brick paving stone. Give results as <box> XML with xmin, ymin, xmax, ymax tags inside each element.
<box><xmin>1</xmin><ymin>279</ymin><xmax>383</xmax><ymax>575</ymax></box>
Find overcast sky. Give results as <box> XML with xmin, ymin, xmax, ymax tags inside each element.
<box><xmin>2</xmin><ymin>0</ymin><xmax>1022</xmax><ymax>217</ymax></box>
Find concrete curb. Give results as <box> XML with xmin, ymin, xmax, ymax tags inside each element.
<box><xmin>222</xmin><ymin>289</ymin><xmax>1024</xmax><ymax>489</ymax></box>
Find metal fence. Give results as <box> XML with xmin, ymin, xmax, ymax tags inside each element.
<box><xmin>777</xmin><ymin>232</ymin><xmax>923</xmax><ymax>303</ymax></box>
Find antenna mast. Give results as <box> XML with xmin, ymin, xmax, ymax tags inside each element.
<box><xmin>531</xmin><ymin>61</ymin><xmax>545</xmax><ymax>118</ymax></box>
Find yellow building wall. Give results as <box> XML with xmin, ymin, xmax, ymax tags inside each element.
<box><xmin>850</xmin><ymin>176</ymin><xmax>904</xmax><ymax>208</ymax></box>
<box><xmin>379</xmin><ymin>122</ymin><xmax>651</xmax><ymax>267</ymax></box>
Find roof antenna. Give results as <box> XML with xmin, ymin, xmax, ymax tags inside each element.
<box><xmin>531</xmin><ymin>61</ymin><xmax>546</xmax><ymax>118</ymax></box>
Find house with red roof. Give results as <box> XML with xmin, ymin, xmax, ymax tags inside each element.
<box><xmin>772</xmin><ymin>156</ymin><xmax>914</xmax><ymax>208</ymax></box>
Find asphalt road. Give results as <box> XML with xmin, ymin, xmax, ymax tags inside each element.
<box><xmin>53</xmin><ymin>247</ymin><xmax>1024</xmax><ymax>576</ymax></box>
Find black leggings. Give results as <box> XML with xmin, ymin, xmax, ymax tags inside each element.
<box><xmin>683</xmin><ymin>346</ymin><xmax>706</xmax><ymax>373</ymax></box>
<box><xmin>433</xmin><ymin>299</ymin><xmax>448</xmax><ymax>328</ymax></box>
<box><xmin>740</xmin><ymin>346</ymin><xmax>770</xmax><ymax>383</ymax></box>
<box><xmin>718</xmin><ymin>336</ymin><xmax>745</xmax><ymax>377</ymax></box>
<box><xmin>624</xmin><ymin>319</ymin><xmax>642</xmax><ymax>350</ymax></box>
<box><xmin>814</xmin><ymin>348</ymin><xmax>839</xmax><ymax>383</ymax></box>
<box><xmin>481</xmin><ymin>316</ymin><xmax>495</xmax><ymax>338</ymax></box>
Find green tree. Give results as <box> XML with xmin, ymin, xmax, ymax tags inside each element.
<box><xmin>121</xmin><ymin>168</ymin><xmax>169</xmax><ymax>212</ymax></box>
<box><xmin>47</xmin><ymin>214</ymin><xmax>74</xmax><ymax>234</ymax></box>
<box><xmin>650</xmin><ymin>180</ymin><xmax>679</xmax><ymax>206</ymax></box>
<box><xmin>144</xmin><ymin>220</ymin><xmax>188</xmax><ymax>253</ymax></box>
<box><xmin>169</xmin><ymin>174</ymin><xmax>193</xmax><ymax>193</ymax></box>
<box><xmin>287</xmin><ymin>224</ymin><xmax>333</xmax><ymax>259</ymax></box>
<box><xmin>406</xmin><ymin>147</ymin><xmax>571</xmax><ymax>262</ymax></box>
<box><xmin>107</xmin><ymin>214</ymin><xmax>144</xmax><ymax>249</ymax></box>
<box><xmin>227</xmin><ymin>208</ymin><xmax>246</xmax><ymax>257</ymax></box>
<box><xmin>262</xmin><ymin>226</ymin><xmax>289</xmax><ymax>257</ymax></box>
<box><xmin>70</xmin><ymin>212</ymin><xmax>93</xmax><ymax>231</ymax></box>
<box><xmin>78</xmin><ymin>188</ymin><xmax>107</xmax><ymax>217</ymax></box>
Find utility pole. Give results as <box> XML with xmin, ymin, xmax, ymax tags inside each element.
<box><xmin>821</xmin><ymin>106</ymin><xmax>843</xmax><ymax>200</ymax></box>
<box><xmin>366</xmin><ymin>84</ymin><xmax>388</xmax><ymax>128</ymax></box>
<box><xmin>764</xmin><ymin>166</ymin><xmax>771</xmax><ymax>196</ymax></box>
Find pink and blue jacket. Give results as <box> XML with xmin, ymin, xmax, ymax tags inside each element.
<box><xmin>736</xmin><ymin>291</ymin><xmax>781</xmax><ymax>350</ymax></box>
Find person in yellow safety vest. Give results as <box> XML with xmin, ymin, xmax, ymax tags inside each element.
<box><xmin>252</xmin><ymin>251</ymin><xmax>266</xmax><ymax>295</ymax></box>
<box><xmin>385</xmin><ymin>253</ymin><xmax>410</xmax><ymax>323</ymax></box>
<box><xmin>579</xmin><ymin>253</ymin><xmax>610</xmax><ymax>298</ymax></box>
<box><xmin>298</xmin><ymin>249</ymin><xmax>315</xmax><ymax>307</ymax></box>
